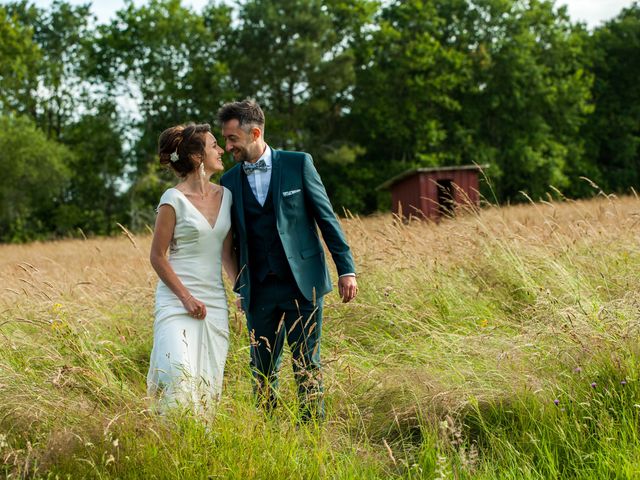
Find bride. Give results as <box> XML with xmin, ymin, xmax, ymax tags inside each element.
<box><xmin>147</xmin><ymin>123</ymin><xmax>238</xmax><ymax>412</ymax></box>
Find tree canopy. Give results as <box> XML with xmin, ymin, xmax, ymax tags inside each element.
<box><xmin>1</xmin><ymin>0</ymin><xmax>639</xmax><ymax>241</ymax></box>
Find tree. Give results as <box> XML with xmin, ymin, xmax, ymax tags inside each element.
<box><xmin>0</xmin><ymin>115</ymin><xmax>71</xmax><ymax>242</ymax></box>
<box><xmin>4</xmin><ymin>0</ymin><xmax>95</xmax><ymax>138</ymax></box>
<box><xmin>3</xmin><ymin>1</ymin><xmax>130</xmax><ymax>238</ymax></box>
<box><xmin>584</xmin><ymin>4</ymin><xmax>640</xmax><ymax>193</ymax></box>
<box><xmin>57</xmin><ymin>101</ymin><xmax>127</xmax><ymax>235</ymax></box>
<box><xmin>225</xmin><ymin>0</ymin><xmax>376</xmax><ymax>211</ymax></box>
<box><xmin>347</xmin><ymin>0</ymin><xmax>473</xmax><ymax>211</ymax></box>
<box><xmin>227</xmin><ymin>0</ymin><xmax>373</xmax><ymax>144</ymax></box>
<box><xmin>90</xmin><ymin>0</ymin><xmax>235</xmax><ymax>228</ymax></box>
<box><xmin>0</xmin><ymin>4</ymin><xmax>40</xmax><ymax>116</ymax></box>
<box><xmin>348</xmin><ymin>0</ymin><xmax>593</xmax><ymax>209</ymax></box>
<box><xmin>465</xmin><ymin>0</ymin><xmax>594</xmax><ymax>200</ymax></box>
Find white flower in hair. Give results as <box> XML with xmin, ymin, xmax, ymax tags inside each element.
<box><xmin>170</xmin><ymin>151</ymin><xmax>179</xmax><ymax>162</ymax></box>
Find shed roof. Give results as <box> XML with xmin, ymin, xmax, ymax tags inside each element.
<box><xmin>376</xmin><ymin>164</ymin><xmax>488</xmax><ymax>190</ymax></box>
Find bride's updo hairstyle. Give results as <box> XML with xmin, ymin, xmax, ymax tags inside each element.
<box><xmin>158</xmin><ymin>123</ymin><xmax>211</xmax><ymax>177</ymax></box>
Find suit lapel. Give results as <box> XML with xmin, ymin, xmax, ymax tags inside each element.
<box><xmin>271</xmin><ymin>148</ymin><xmax>282</xmax><ymax>215</ymax></box>
<box><xmin>231</xmin><ymin>165</ymin><xmax>246</xmax><ymax>235</ymax></box>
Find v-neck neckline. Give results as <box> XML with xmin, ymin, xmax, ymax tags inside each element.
<box><xmin>172</xmin><ymin>186</ymin><xmax>225</xmax><ymax>230</ymax></box>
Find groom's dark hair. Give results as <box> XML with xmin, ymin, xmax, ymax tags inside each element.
<box><xmin>217</xmin><ymin>99</ymin><xmax>265</xmax><ymax>132</ymax></box>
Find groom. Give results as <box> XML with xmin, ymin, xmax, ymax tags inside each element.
<box><xmin>218</xmin><ymin>100</ymin><xmax>357</xmax><ymax>420</ymax></box>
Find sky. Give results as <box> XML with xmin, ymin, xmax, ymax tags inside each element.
<box><xmin>15</xmin><ymin>0</ymin><xmax>640</xmax><ymax>30</ymax></box>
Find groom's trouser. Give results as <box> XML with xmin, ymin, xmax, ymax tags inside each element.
<box><xmin>247</xmin><ymin>273</ymin><xmax>324</xmax><ymax>419</ymax></box>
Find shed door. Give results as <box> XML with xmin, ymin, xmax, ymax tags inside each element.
<box><xmin>436</xmin><ymin>179</ymin><xmax>455</xmax><ymax>216</ymax></box>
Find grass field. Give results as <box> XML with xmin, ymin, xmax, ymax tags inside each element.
<box><xmin>1</xmin><ymin>193</ymin><xmax>639</xmax><ymax>479</ymax></box>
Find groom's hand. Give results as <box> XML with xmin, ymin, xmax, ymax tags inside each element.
<box><xmin>338</xmin><ymin>276</ymin><xmax>358</xmax><ymax>303</ymax></box>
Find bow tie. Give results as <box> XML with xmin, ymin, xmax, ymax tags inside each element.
<box><xmin>243</xmin><ymin>159</ymin><xmax>269</xmax><ymax>175</ymax></box>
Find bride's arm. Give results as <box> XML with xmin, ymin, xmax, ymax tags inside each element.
<box><xmin>222</xmin><ymin>229</ymin><xmax>239</xmax><ymax>285</ymax></box>
<box><xmin>150</xmin><ymin>204</ymin><xmax>207</xmax><ymax>319</ymax></box>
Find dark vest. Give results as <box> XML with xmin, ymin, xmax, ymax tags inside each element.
<box><xmin>242</xmin><ymin>172</ymin><xmax>292</xmax><ymax>282</ymax></box>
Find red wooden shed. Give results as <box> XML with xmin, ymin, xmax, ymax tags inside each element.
<box><xmin>377</xmin><ymin>165</ymin><xmax>486</xmax><ymax>220</ymax></box>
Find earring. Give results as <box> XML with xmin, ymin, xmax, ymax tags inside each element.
<box><xmin>199</xmin><ymin>162</ymin><xmax>206</xmax><ymax>178</ymax></box>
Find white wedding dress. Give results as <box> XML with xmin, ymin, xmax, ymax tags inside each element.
<box><xmin>147</xmin><ymin>187</ymin><xmax>232</xmax><ymax>412</ymax></box>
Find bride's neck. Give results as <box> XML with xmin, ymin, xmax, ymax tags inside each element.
<box><xmin>180</xmin><ymin>172</ymin><xmax>212</xmax><ymax>197</ymax></box>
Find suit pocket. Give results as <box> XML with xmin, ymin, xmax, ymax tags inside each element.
<box><xmin>283</xmin><ymin>191</ymin><xmax>302</xmax><ymax>204</ymax></box>
<box><xmin>301</xmin><ymin>246</ymin><xmax>322</xmax><ymax>259</ymax></box>
<box><xmin>282</xmin><ymin>188</ymin><xmax>301</xmax><ymax>197</ymax></box>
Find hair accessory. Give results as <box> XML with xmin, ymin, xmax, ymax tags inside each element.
<box><xmin>170</xmin><ymin>151</ymin><xmax>179</xmax><ymax>162</ymax></box>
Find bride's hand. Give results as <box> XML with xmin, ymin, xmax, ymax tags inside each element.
<box><xmin>182</xmin><ymin>294</ymin><xmax>207</xmax><ymax>320</ymax></box>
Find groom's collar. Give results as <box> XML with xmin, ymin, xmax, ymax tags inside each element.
<box><xmin>244</xmin><ymin>145</ymin><xmax>272</xmax><ymax>167</ymax></box>
<box><xmin>261</xmin><ymin>145</ymin><xmax>273</xmax><ymax>167</ymax></box>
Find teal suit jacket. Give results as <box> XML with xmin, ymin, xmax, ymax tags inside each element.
<box><xmin>220</xmin><ymin>149</ymin><xmax>356</xmax><ymax>311</ymax></box>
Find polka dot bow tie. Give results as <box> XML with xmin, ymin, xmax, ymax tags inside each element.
<box><xmin>242</xmin><ymin>159</ymin><xmax>269</xmax><ymax>175</ymax></box>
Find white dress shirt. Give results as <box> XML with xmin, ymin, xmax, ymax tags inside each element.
<box><xmin>244</xmin><ymin>147</ymin><xmax>272</xmax><ymax>206</ymax></box>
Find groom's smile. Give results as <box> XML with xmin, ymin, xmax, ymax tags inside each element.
<box><xmin>221</xmin><ymin>118</ymin><xmax>263</xmax><ymax>164</ymax></box>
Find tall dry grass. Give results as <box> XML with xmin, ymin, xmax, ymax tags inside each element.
<box><xmin>1</xmin><ymin>193</ymin><xmax>639</xmax><ymax>478</ymax></box>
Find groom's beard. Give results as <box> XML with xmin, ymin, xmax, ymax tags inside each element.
<box><xmin>233</xmin><ymin>148</ymin><xmax>251</xmax><ymax>164</ymax></box>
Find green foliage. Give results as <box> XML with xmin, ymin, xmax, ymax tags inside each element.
<box><xmin>90</xmin><ymin>0</ymin><xmax>234</xmax><ymax>161</ymax></box>
<box><xmin>348</xmin><ymin>0</ymin><xmax>594</xmax><ymax>209</ymax></box>
<box><xmin>58</xmin><ymin>101</ymin><xmax>127</xmax><ymax>235</ymax></box>
<box><xmin>0</xmin><ymin>3</ymin><xmax>40</xmax><ymax>115</ymax></box>
<box><xmin>584</xmin><ymin>4</ymin><xmax>640</xmax><ymax>194</ymax></box>
<box><xmin>1</xmin><ymin>0</ymin><xmax>640</xmax><ymax>239</ymax></box>
<box><xmin>2</xmin><ymin>197</ymin><xmax>640</xmax><ymax>477</ymax></box>
<box><xmin>89</xmin><ymin>0</ymin><xmax>235</xmax><ymax>228</ymax></box>
<box><xmin>2</xmin><ymin>1</ymin><xmax>130</xmax><ymax>239</ymax></box>
<box><xmin>224</xmin><ymin>0</ymin><xmax>377</xmax><ymax>211</ymax></box>
<box><xmin>0</xmin><ymin>114</ymin><xmax>71</xmax><ymax>242</ymax></box>
<box><xmin>348</xmin><ymin>0</ymin><xmax>472</xmax><ymax>210</ymax></box>
<box><xmin>466</xmin><ymin>0</ymin><xmax>594</xmax><ymax>201</ymax></box>
<box><xmin>225</xmin><ymin>0</ymin><xmax>373</xmax><ymax>146</ymax></box>
<box><xmin>5</xmin><ymin>0</ymin><xmax>94</xmax><ymax>137</ymax></box>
